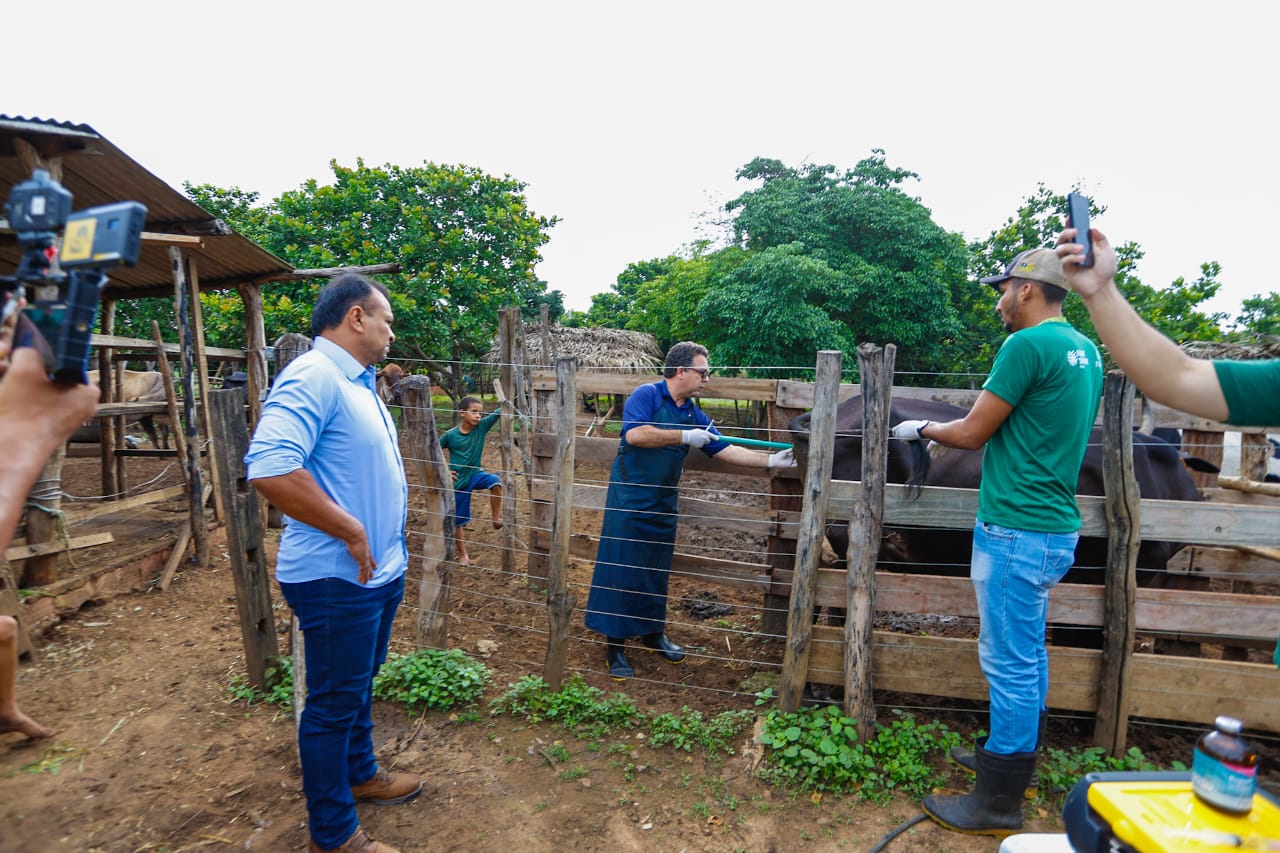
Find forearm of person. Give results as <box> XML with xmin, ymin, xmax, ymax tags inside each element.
<box><xmin>623</xmin><ymin>424</ymin><xmax>685</xmax><ymax>448</ymax></box>
<box><xmin>0</xmin><ymin>416</ymin><xmax>66</xmax><ymax>546</ymax></box>
<box><xmin>712</xmin><ymin>444</ymin><xmax>771</xmax><ymax>468</ymax></box>
<box><xmin>1081</xmin><ymin>284</ymin><xmax>1228</xmax><ymax>420</ymax></box>
<box><xmin>921</xmin><ymin>391</ymin><xmax>1010</xmax><ymax>450</ymax></box>
<box><xmin>250</xmin><ymin>469</ymin><xmax>366</xmax><ymax>545</ymax></box>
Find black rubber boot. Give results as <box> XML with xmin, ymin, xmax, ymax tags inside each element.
<box><xmin>605</xmin><ymin>638</ymin><xmax>634</xmax><ymax>680</ymax></box>
<box><xmin>949</xmin><ymin>711</ymin><xmax>1046</xmax><ymax>798</ymax></box>
<box><xmin>640</xmin><ymin>633</ymin><xmax>686</xmax><ymax>664</ymax></box>
<box><xmin>924</xmin><ymin>743</ymin><xmax>1037</xmax><ymax>837</ymax></box>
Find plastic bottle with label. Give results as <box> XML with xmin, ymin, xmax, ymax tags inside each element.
<box><xmin>1192</xmin><ymin>715</ymin><xmax>1258</xmax><ymax>814</ymax></box>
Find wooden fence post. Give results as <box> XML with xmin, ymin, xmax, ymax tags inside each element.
<box><xmin>401</xmin><ymin>375</ymin><xmax>455</xmax><ymax>649</ymax></box>
<box><xmin>170</xmin><ymin>247</ymin><xmax>209</xmax><ymax>569</ymax></box>
<box><xmin>496</xmin><ymin>311</ymin><xmax>518</xmax><ymax>577</ymax></box>
<box><xmin>845</xmin><ymin>343</ymin><xmax>895</xmax><ymax>739</ymax></box>
<box><xmin>778</xmin><ymin>351</ymin><xmax>842</xmax><ymax>712</ymax></box>
<box><xmin>209</xmin><ymin>388</ymin><xmax>279</xmax><ymax>690</ymax></box>
<box><xmin>543</xmin><ymin>358</ymin><xmax>578</xmax><ymax>690</ymax></box>
<box><xmin>1094</xmin><ymin>371</ymin><xmax>1140</xmax><ymax>754</ymax></box>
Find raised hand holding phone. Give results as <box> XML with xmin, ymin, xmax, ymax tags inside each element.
<box><xmin>1066</xmin><ymin>192</ymin><xmax>1094</xmax><ymax>268</ymax></box>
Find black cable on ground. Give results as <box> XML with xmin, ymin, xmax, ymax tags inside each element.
<box><xmin>868</xmin><ymin>811</ymin><xmax>929</xmax><ymax>853</ymax></box>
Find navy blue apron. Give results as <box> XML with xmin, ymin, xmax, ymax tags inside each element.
<box><xmin>584</xmin><ymin>391</ymin><xmax>701</xmax><ymax>638</ymax></box>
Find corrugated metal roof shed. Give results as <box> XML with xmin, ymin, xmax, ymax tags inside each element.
<box><xmin>0</xmin><ymin>115</ymin><xmax>295</xmax><ymax>299</ymax></box>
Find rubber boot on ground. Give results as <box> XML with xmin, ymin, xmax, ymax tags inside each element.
<box><xmin>606</xmin><ymin>638</ymin><xmax>634</xmax><ymax>680</ymax></box>
<box><xmin>924</xmin><ymin>742</ymin><xmax>1037</xmax><ymax>837</ymax></box>
<box><xmin>950</xmin><ymin>710</ymin><xmax>1047</xmax><ymax>798</ymax></box>
<box><xmin>640</xmin><ymin>633</ymin><xmax>686</xmax><ymax>664</ymax></box>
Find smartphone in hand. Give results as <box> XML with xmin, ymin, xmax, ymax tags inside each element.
<box><xmin>1066</xmin><ymin>192</ymin><xmax>1094</xmax><ymax>268</ymax></box>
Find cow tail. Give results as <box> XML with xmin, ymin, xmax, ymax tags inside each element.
<box><xmin>904</xmin><ymin>440</ymin><xmax>931</xmax><ymax>500</ymax></box>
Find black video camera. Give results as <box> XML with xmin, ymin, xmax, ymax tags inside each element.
<box><xmin>3</xmin><ymin>169</ymin><xmax>147</xmax><ymax>384</ymax></box>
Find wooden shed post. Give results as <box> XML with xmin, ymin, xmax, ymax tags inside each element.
<box><xmin>209</xmin><ymin>389</ymin><xmax>280</xmax><ymax>690</ymax></box>
<box><xmin>238</xmin><ymin>282</ymin><xmax>270</xmax><ymax>432</ymax></box>
<box><xmin>401</xmin><ymin>376</ymin><xmax>455</xmax><ymax>649</ymax></box>
<box><xmin>778</xmin><ymin>350</ymin><xmax>843</xmax><ymax>712</ymax></box>
<box><xmin>18</xmin><ymin>446</ymin><xmax>65</xmax><ymax>588</ymax></box>
<box><xmin>542</xmin><ymin>357</ymin><xmax>578</xmax><ymax>690</ymax></box>
<box><xmin>845</xmin><ymin>343</ymin><xmax>895</xmax><ymax>739</ymax></box>
<box><xmin>1094</xmin><ymin>371</ymin><xmax>1140</xmax><ymax>755</ymax></box>
<box><xmin>170</xmin><ymin>247</ymin><xmax>209</xmax><ymax>568</ymax></box>
<box><xmin>185</xmin><ymin>256</ymin><xmax>225</xmax><ymax>522</ymax></box>
<box><xmin>96</xmin><ymin>298</ymin><xmax>119</xmax><ymax>500</ymax></box>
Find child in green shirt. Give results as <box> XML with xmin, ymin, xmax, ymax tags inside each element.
<box><xmin>438</xmin><ymin>396</ymin><xmax>503</xmax><ymax>565</ymax></box>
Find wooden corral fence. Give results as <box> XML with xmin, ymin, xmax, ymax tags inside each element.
<box><xmin>521</xmin><ymin>351</ymin><xmax>1280</xmax><ymax>753</ymax></box>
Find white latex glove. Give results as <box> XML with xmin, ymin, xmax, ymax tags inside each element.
<box><xmin>890</xmin><ymin>419</ymin><xmax>931</xmax><ymax>441</ymax></box>
<box><xmin>767</xmin><ymin>447</ymin><xmax>797</xmax><ymax>470</ymax></box>
<box><xmin>681</xmin><ymin>428</ymin><xmax>715</xmax><ymax>448</ymax></box>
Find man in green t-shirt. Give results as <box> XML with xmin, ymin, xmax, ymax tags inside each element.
<box><xmin>439</xmin><ymin>396</ymin><xmax>503</xmax><ymax>566</ymax></box>
<box><xmin>891</xmin><ymin>247</ymin><xmax>1103</xmax><ymax>837</ymax></box>
<box><xmin>1057</xmin><ymin>226</ymin><xmax>1280</xmax><ymax>671</ymax></box>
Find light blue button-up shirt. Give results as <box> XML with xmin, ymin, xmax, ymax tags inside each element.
<box><xmin>245</xmin><ymin>336</ymin><xmax>408</xmax><ymax>587</ymax></box>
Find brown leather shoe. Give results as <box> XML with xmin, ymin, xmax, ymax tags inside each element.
<box><xmin>307</xmin><ymin>826</ymin><xmax>400</xmax><ymax>853</ymax></box>
<box><xmin>350</xmin><ymin>769</ymin><xmax>423</xmax><ymax>805</ymax></box>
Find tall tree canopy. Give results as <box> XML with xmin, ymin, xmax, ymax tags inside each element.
<box><xmin>154</xmin><ymin>161</ymin><xmax>560</xmax><ymax>374</ymax></box>
<box><xmin>585</xmin><ymin>151</ymin><xmax>970</xmax><ymax>376</ymax></box>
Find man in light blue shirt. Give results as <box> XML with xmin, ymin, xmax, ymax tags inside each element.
<box><xmin>246</xmin><ymin>273</ymin><xmax>416</xmax><ymax>853</ymax></box>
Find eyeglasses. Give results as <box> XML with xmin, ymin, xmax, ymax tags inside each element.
<box><xmin>683</xmin><ymin>367</ymin><xmax>711</xmax><ymax>378</ymax></box>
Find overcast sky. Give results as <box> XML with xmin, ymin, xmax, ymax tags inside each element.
<box><xmin>8</xmin><ymin>1</ymin><xmax>1275</xmax><ymax>321</ymax></box>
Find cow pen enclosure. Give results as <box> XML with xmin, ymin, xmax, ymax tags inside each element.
<box><xmin>318</xmin><ymin>327</ymin><xmax>1276</xmax><ymax>760</ymax></box>
<box><xmin>506</xmin><ymin>349</ymin><xmax>1280</xmax><ymax>751</ymax></box>
<box><xmin>202</xmin><ymin>323</ymin><xmax>1280</xmax><ymax>770</ymax></box>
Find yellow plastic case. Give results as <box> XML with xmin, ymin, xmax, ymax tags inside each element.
<box><xmin>1086</xmin><ymin>776</ymin><xmax>1280</xmax><ymax>852</ymax></box>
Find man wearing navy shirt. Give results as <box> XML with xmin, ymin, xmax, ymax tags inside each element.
<box><xmin>583</xmin><ymin>341</ymin><xmax>795</xmax><ymax>680</ymax></box>
<box><xmin>247</xmin><ymin>274</ymin><xmax>416</xmax><ymax>853</ymax></box>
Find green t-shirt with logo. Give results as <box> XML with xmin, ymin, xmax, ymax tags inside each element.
<box><xmin>978</xmin><ymin>318</ymin><xmax>1104</xmax><ymax>533</ymax></box>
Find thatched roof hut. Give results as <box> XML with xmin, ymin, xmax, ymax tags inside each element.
<box><xmin>1181</xmin><ymin>338</ymin><xmax>1280</xmax><ymax>361</ymax></box>
<box><xmin>485</xmin><ymin>324</ymin><xmax>664</xmax><ymax>372</ymax></box>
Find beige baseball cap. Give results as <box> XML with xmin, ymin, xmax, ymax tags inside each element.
<box><xmin>980</xmin><ymin>247</ymin><xmax>1069</xmax><ymax>291</ymax></box>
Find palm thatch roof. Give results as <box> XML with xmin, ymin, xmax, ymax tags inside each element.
<box><xmin>484</xmin><ymin>324</ymin><xmax>663</xmax><ymax>372</ymax></box>
<box><xmin>1181</xmin><ymin>338</ymin><xmax>1280</xmax><ymax>361</ymax></box>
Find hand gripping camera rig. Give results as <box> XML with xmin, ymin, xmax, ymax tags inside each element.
<box><xmin>2</xmin><ymin>169</ymin><xmax>147</xmax><ymax>384</ymax></box>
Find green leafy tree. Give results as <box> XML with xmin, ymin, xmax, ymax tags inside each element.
<box><xmin>966</xmin><ymin>189</ymin><xmax>1227</xmax><ymax>378</ymax></box>
<box><xmin>715</xmin><ymin>151</ymin><xmax>969</xmax><ymax>377</ymax></box>
<box><xmin>584</xmin><ymin>256</ymin><xmax>681</xmax><ymax>329</ymax></box>
<box><xmin>1231</xmin><ymin>292</ymin><xmax>1280</xmax><ymax>338</ymax></box>
<box><xmin>180</xmin><ymin>162</ymin><xmax>559</xmax><ymax>376</ymax></box>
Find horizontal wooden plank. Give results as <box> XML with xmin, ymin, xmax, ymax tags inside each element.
<box><xmin>814</xmin><ymin>480</ymin><xmax>1280</xmax><ymax>549</ymax></box>
<box><xmin>773</xmin><ymin>567</ymin><xmax>1278</xmax><ymax>641</ymax></box>
<box><xmin>534</xmin><ymin>434</ymin><xmax>794</xmax><ymax>480</ymax></box>
<box><xmin>61</xmin><ymin>485</ymin><xmax>188</xmax><ymax>524</ymax></box>
<box><xmin>6</xmin><ymin>532</ymin><xmax>114</xmax><ymax>562</ymax></box>
<box><xmin>531</xmin><ymin>369</ymin><xmax>781</xmax><ymax>403</ymax></box>
<box><xmin>92</xmin><ymin>333</ymin><xmax>245</xmax><ymax>360</ymax></box>
<box><xmin>1167</xmin><ymin>546</ymin><xmax>1280</xmax><ymax>583</ymax></box>
<box><xmin>806</xmin><ymin>626</ymin><xmax>1280</xmax><ymax>732</ymax></box>
<box><xmin>530</xmin><ymin>479</ymin><xmax>777</xmax><ymax>536</ymax></box>
<box><xmin>532</xmin><ymin>529</ymin><xmax>771</xmax><ymax>595</ymax></box>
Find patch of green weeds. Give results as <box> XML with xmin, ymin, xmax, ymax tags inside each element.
<box><xmin>559</xmin><ymin>766</ymin><xmax>588</xmax><ymax>781</ymax></box>
<box><xmin>1038</xmin><ymin>744</ymin><xmax>1179</xmax><ymax>796</ymax></box>
<box><xmin>228</xmin><ymin>656</ymin><xmax>293</xmax><ymax>708</ymax></box>
<box><xmin>489</xmin><ymin>675</ymin><xmax>641</xmax><ymax>738</ymax></box>
<box><xmin>758</xmin><ymin>707</ymin><xmax>961</xmax><ymax>803</ymax></box>
<box><xmin>647</xmin><ymin>706</ymin><xmax>753</xmax><ymax>759</ymax></box>
<box><xmin>372</xmin><ymin>648</ymin><xmax>490</xmax><ymax>713</ymax></box>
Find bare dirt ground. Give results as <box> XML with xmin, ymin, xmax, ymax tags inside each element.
<box><xmin>1</xmin><ymin>436</ymin><xmax>1273</xmax><ymax>853</ymax></box>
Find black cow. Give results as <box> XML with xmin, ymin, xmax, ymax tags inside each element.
<box><xmin>790</xmin><ymin>395</ymin><xmax>1205</xmax><ymax>587</ymax></box>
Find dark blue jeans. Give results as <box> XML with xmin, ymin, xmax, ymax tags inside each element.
<box><xmin>280</xmin><ymin>576</ymin><xmax>404</xmax><ymax>847</ymax></box>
